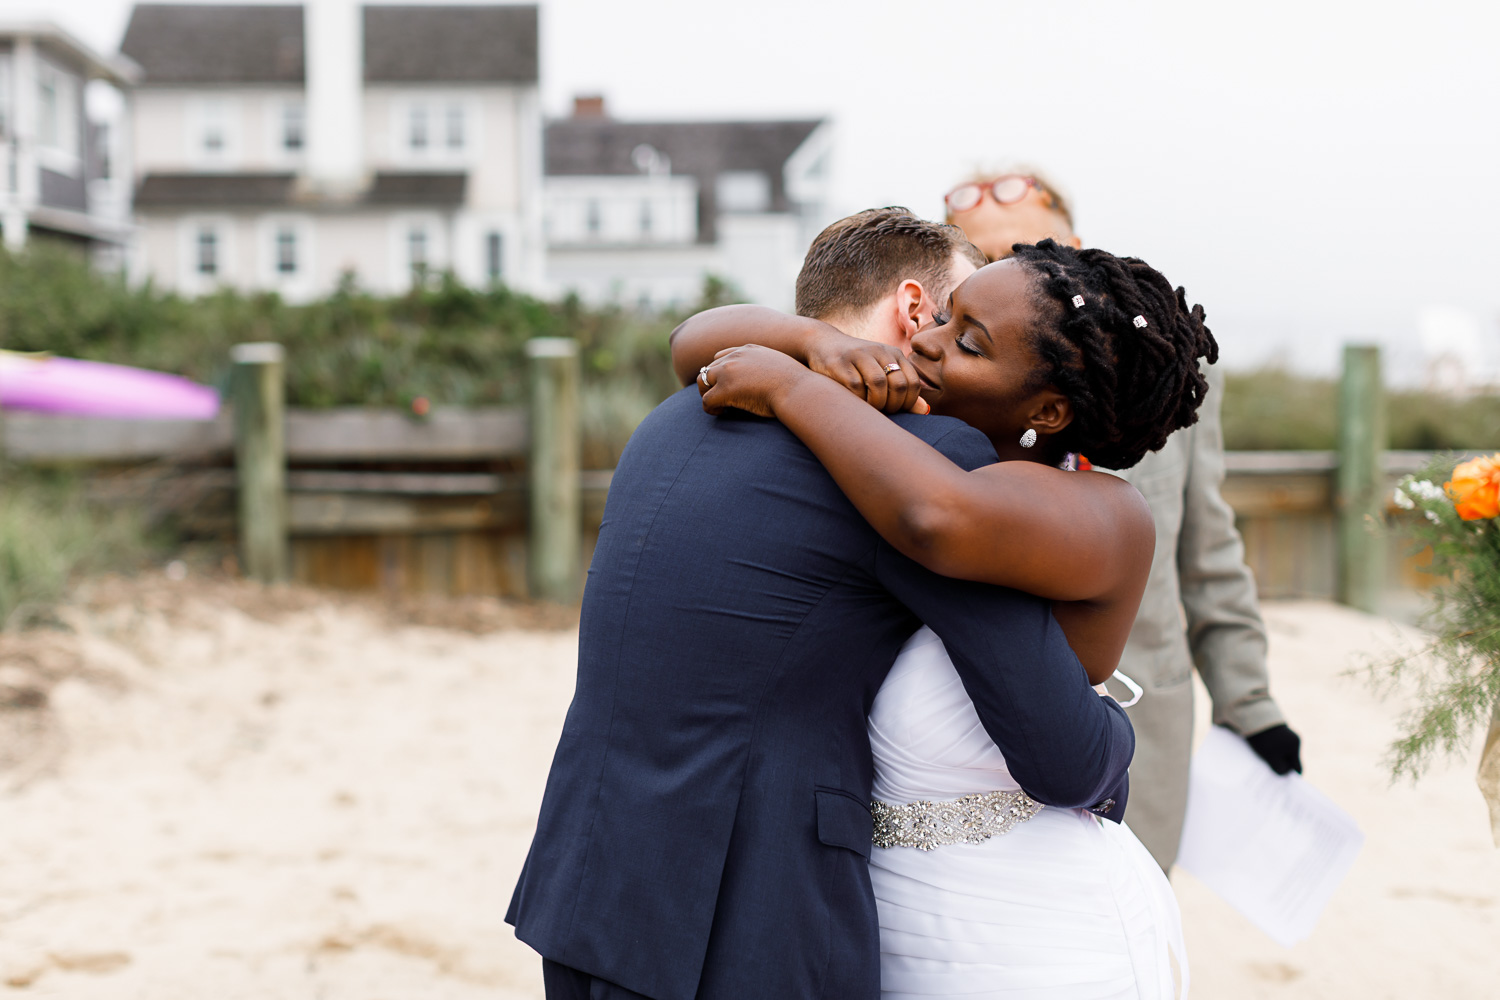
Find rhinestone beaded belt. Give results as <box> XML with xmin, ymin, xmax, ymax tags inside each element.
<box><xmin>871</xmin><ymin>789</ymin><xmax>1043</xmax><ymax>851</ymax></box>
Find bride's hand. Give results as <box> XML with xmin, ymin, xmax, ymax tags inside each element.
<box><xmin>697</xmin><ymin>345</ymin><xmax>815</xmax><ymax>417</ymax></box>
<box><xmin>699</xmin><ymin>343</ymin><xmax>929</xmax><ymax>417</ymax></box>
<box><xmin>802</xmin><ymin>331</ymin><xmax>923</xmax><ymax>413</ymax></box>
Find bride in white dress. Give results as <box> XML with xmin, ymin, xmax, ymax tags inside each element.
<box><xmin>869</xmin><ymin>627</ymin><xmax>1185</xmax><ymax>998</ymax></box>
<box><xmin>692</xmin><ymin>239</ymin><xmax>1217</xmax><ymax>998</ymax></box>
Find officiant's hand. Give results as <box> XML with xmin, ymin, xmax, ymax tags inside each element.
<box><xmin>700</xmin><ymin>344</ymin><xmax>926</xmax><ymax>417</ymax></box>
<box><xmin>1245</xmin><ymin>723</ymin><xmax>1303</xmax><ymax>775</ymax></box>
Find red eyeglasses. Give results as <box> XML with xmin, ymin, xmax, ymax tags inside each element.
<box><xmin>944</xmin><ymin>175</ymin><xmax>1056</xmax><ymax>214</ymax></box>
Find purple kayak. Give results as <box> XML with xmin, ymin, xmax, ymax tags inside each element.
<box><xmin>0</xmin><ymin>351</ymin><xmax>220</xmax><ymax>420</ymax></box>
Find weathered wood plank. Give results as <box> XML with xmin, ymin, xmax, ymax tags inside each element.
<box><xmin>284</xmin><ymin>407</ymin><xmax>528</xmax><ymax>460</ymax></box>
<box><xmin>286</xmin><ymin>471</ymin><xmax>507</xmax><ymax>494</ymax></box>
<box><xmin>2</xmin><ymin>406</ymin><xmax>527</xmax><ymax>462</ymax></box>
<box><xmin>2</xmin><ymin>412</ymin><xmax>234</xmax><ymax>461</ymax></box>
<box><xmin>1220</xmin><ymin>473</ymin><xmax>1333</xmax><ymax>516</ymax></box>
<box><xmin>288</xmin><ymin>491</ymin><xmax>527</xmax><ymax>535</ymax></box>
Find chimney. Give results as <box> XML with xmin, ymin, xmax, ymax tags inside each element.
<box><xmin>305</xmin><ymin>0</ymin><xmax>364</xmax><ymax>196</ymax></box>
<box><xmin>572</xmin><ymin>95</ymin><xmax>607</xmax><ymax>119</ymax></box>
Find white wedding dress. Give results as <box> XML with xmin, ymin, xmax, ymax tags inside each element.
<box><xmin>868</xmin><ymin>627</ymin><xmax>1187</xmax><ymax>999</ymax></box>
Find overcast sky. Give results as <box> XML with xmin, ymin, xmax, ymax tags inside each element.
<box><xmin>7</xmin><ymin>0</ymin><xmax>1500</xmax><ymax>378</ymax></box>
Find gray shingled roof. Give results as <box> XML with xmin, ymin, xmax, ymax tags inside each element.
<box><xmin>120</xmin><ymin>4</ymin><xmax>538</xmax><ymax>86</ymax></box>
<box><xmin>135</xmin><ymin>172</ymin><xmax>298</xmax><ymax>207</ymax></box>
<box><xmin>544</xmin><ymin>119</ymin><xmax>824</xmax><ymax>243</ymax></box>
<box><xmin>121</xmin><ymin>5</ymin><xmax>304</xmax><ymax>84</ymax></box>
<box><xmin>364</xmin><ymin>6</ymin><xmax>537</xmax><ymax>83</ymax></box>
<box><xmin>134</xmin><ymin>171</ymin><xmax>466</xmax><ymax>208</ymax></box>
<box><xmin>365</xmin><ymin>172</ymin><xmax>467</xmax><ymax>205</ymax></box>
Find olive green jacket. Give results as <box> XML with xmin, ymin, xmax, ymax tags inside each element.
<box><xmin>1102</xmin><ymin>369</ymin><xmax>1286</xmax><ymax>869</ymax></box>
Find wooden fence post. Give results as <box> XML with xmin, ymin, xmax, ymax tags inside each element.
<box><xmin>527</xmin><ymin>337</ymin><xmax>581</xmax><ymax>602</ymax></box>
<box><xmin>1336</xmin><ymin>344</ymin><xmax>1385</xmax><ymax>612</ymax></box>
<box><xmin>231</xmin><ymin>342</ymin><xmax>288</xmax><ymax>583</ymax></box>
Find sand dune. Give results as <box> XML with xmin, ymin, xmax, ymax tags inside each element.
<box><xmin>0</xmin><ymin>575</ymin><xmax>1494</xmax><ymax>998</ymax></box>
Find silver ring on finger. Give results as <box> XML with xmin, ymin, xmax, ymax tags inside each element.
<box><xmin>699</xmin><ymin>365</ymin><xmax>711</xmax><ymax>387</ymax></box>
<box><xmin>882</xmin><ymin>362</ymin><xmax>902</xmax><ymax>374</ymax></box>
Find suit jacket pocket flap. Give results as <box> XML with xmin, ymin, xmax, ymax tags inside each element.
<box><xmin>815</xmin><ymin>788</ymin><xmax>872</xmax><ymax>859</ymax></box>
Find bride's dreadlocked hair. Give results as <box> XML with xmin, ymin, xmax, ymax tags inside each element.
<box><xmin>1009</xmin><ymin>239</ymin><xmax>1219</xmax><ymax>470</ymax></box>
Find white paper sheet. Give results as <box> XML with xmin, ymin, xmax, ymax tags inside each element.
<box><xmin>1176</xmin><ymin>726</ymin><xmax>1364</xmax><ymax>947</ymax></box>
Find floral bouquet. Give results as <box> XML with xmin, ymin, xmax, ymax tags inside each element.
<box><xmin>1381</xmin><ymin>454</ymin><xmax>1500</xmax><ymax>842</ymax></box>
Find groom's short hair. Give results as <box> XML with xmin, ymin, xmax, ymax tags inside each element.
<box><xmin>795</xmin><ymin>207</ymin><xmax>985</xmax><ymax>322</ymax></box>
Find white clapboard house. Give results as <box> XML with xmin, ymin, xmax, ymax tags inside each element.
<box><xmin>0</xmin><ymin>20</ymin><xmax>135</xmax><ymax>261</ymax></box>
<box><xmin>545</xmin><ymin>97</ymin><xmax>832</xmax><ymax>311</ymax></box>
<box><xmin>122</xmin><ymin>2</ymin><xmax>544</xmax><ymax>300</ymax></box>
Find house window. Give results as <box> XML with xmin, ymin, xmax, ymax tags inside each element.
<box><xmin>586</xmin><ymin>200</ymin><xmax>601</xmax><ymax>238</ymax></box>
<box><xmin>196</xmin><ymin>227</ymin><xmax>218</xmax><ymax>276</ymax></box>
<box><xmin>408</xmin><ymin>106</ymin><xmax>428</xmax><ymax>151</ymax></box>
<box><xmin>717</xmin><ymin>170</ymin><xmax>771</xmax><ymax>213</ymax></box>
<box><xmin>275</xmin><ymin>227</ymin><xmax>298</xmax><ymax>275</ymax></box>
<box><xmin>0</xmin><ymin>56</ymin><xmax>12</xmax><ymax>137</ymax></box>
<box><xmin>408</xmin><ymin>226</ymin><xmax>428</xmax><ymax>275</ymax></box>
<box><xmin>97</xmin><ymin>124</ymin><xmax>112</xmax><ymax>179</ymax></box>
<box><xmin>36</xmin><ymin>62</ymin><xmax>78</xmax><ymax>157</ymax></box>
<box><xmin>282</xmin><ymin>103</ymin><xmax>304</xmax><ymax>152</ymax></box>
<box><xmin>37</xmin><ymin>75</ymin><xmax>56</xmax><ymax>145</ymax></box>
<box><xmin>445</xmin><ymin>103</ymin><xmax>465</xmax><ymax>150</ymax></box>
<box><xmin>199</xmin><ymin>100</ymin><xmax>228</xmax><ymax>158</ymax></box>
<box><xmin>640</xmin><ymin>200</ymin><xmax>653</xmax><ymax>237</ymax></box>
<box><xmin>202</xmin><ymin>106</ymin><xmax>225</xmax><ymax>154</ymax></box>
<box><xmin>485</xmin><ymin>231</ymin><xmax>503</xmax><ymax>282</ymax></box>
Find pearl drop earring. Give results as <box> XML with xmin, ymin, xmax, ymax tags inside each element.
<box><xmin>1019</xmin><ymin>428</ymin><xmax>1037</xmax><ymax>448</ymax></box>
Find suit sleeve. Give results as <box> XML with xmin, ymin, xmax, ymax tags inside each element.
<box><xmin>1177</xmin><ymin>370</ymin><xmax>1286</xmax><ymax>736</ymax></box>
<box><xmin>873</xmin><ymin>423</ymin><xmax>1135</xmax><ymax>814</ymax></box>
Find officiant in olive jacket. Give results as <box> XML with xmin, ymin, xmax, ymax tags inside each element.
<box><xmin>941</xmin><ymin>170</ymin><xmax>1304</xmax><ymax>868</ymax></box>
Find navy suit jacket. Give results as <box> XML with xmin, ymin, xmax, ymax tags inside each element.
<box><xmin>508</xmin><ymin>387</ymin><xmax>1134</xmax><ymax>1000</ymax></box>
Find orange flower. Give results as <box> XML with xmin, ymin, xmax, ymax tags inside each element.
<box><xmin>1444</xmin><ymin>453</ymin><xmax>1500</xmax><ymax>520</ymax></box>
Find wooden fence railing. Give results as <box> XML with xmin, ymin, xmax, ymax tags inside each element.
<box><xmin>0</xmin><ymin>342</ymin><xmax>1461</xmax><ymax>610</ymax></box>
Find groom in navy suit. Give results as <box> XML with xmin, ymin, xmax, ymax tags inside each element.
<box><xmin>508</xmin><ymin>209</ymin><xmax>1134</xmax><ymax>1000</ymax></box>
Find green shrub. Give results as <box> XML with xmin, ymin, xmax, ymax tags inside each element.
<box><xmin>0</xmin><ymin>471</ymin><xmax>158</xmax><ymax>627</ymax></box>
<box><xmin>7</xmin><ymin>245</ymin><xmax>1494</xmax><ymax>456</ymax></box>
<box><xmin>0</xmin><ymin>244</ymin><xmax>741</xmax><ymax>465</ymax></box>
<box><xmin>1223</xmin><ymin>369</ymin><xmax>1500</xmax><ymax>452</ymax></box>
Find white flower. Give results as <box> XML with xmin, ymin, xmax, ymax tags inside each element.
<box><xmin>1410</xmin><ymin>480</ymin><xmax>1445</xmax><ymax>502</ymax></box>
<box><xmin>1392</xmin><ymin>487</ymin><xmax>1415</xmax><ymax>510</ymax></box>
<box><xmin>1425</xmin><ymin>509</ymin><xmax>1442</xmax><ymax>524</ymax></box>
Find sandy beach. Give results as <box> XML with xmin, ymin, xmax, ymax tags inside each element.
<box><xmin>0</xmin><ymin>573</ymin><xmax>1495</xmax><ymax>998</ymax></box>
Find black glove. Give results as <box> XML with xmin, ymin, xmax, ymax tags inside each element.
<box><xmin>1245</xmin><ymin>723</ymin><xmax>1302</xmax><ymax>775</ymax></box>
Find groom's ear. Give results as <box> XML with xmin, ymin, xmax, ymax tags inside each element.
<box><xmin>894</xmin><ymin>278</ymin><xmax>929</xmax><ymax>345</ymax></box>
